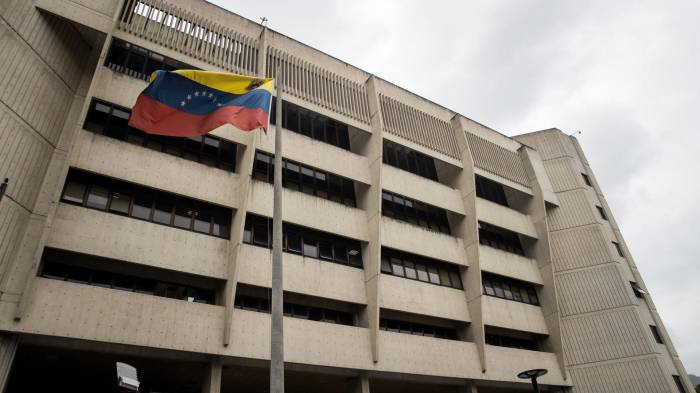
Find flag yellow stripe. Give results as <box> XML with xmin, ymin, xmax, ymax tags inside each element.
<box><xmin>150</xmin><ymin>70</ymin><xmax>274</xmax><ymax>94</ymax></box>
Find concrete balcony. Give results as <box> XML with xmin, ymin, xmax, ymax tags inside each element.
<box><xmin>236</xmin><ymin>244</ymin><xmax>366</xmax><ymax>305</ymax></box>
<box><xmin>380</xmin><ymin>275</ymin><xmax>469</xmax><ymax>322</ymax></box>
<box><xmin>377</xmin><ymin>330</ymin><xmax>482</xmax><ymax>379</ymax></box>
<box><xmin>248</xmin><ymin>181</ymin><xmax>368</xmax><ymax>242</ymax></box>
<box><xmin>483</xmin><ymin>346</ymin><xmax>568</xmax><ymax>385</ymax></box>
<box><xmin>35</xmin><ymin>0</ymin><xmax>119</xmax><ymax>33</ymax></box>
<box><xmin>381</xmin><ymin>217</ymin><xmax>466</xmax><ymax>266</ymax></box>
<box><xmin>479</xmin><ymin>245</ymin><xmax>543</xmax><ymax>285</ymax></box>
<box><xmin>382</xmin><ymin>164</ymin><xmax>464</xmax><ymax>214</ymax></box>
<box><xmin>48</xmin><ymin>204</ymin><xmax>229</xmax><ymax>279</ymax></box>
<box><xmin>482</xmin><ymin>295</ymin><xmax>548</xmax><ymax>335</ymax></box>
<box><xmin>71</xmin><ymin>130</ymin><xmax>240</xmax><ymax>209</ymax></box>
<box><xmin>476</xmin><ymin>197</ymin><xmax>537</xmax><ymax>239</ymax></box>
<box><xmin>258</xmin><ymin>126</ymin><xmax>371</xmax><ymax>185</ymax></box>
<box><xmin>2</xmin><ymin>278</ymin><xmax>225</xmax><ymax>353</ymax></box>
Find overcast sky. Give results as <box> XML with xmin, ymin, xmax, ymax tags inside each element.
<box><xmin>211</xmin><ymin>0</ymin><xmax>700</xmax><ymax>373</ymax></box>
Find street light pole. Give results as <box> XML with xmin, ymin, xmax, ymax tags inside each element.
<box><xmin>517</xmin><ymin>368</ymin><xmax>548</xmax><ymax>393</ymax></box>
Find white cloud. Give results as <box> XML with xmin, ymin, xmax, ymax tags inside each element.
<box><xmin>212</xmin><ymin>0</ymin><xmax>700</xmax><ymax>373</ymax></box>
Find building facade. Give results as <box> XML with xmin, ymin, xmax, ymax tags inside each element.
<box><xmin>0</xmin><ymin>0</ymin><xmax>692</xmax><ymax>392</ymax></box>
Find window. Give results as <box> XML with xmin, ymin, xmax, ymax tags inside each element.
<box><xmin>382</xmin><ymin>140</ymin><xmax>438</xmax><ymax>181</ymax></box>
<box><xmin>105</xmin><ymin>38</ymin><xmax>195</xmax><ymax>81</ymax></box>
<box><xmin>485</xmin><ymin>333</ymin><xmax>538</xmax><ymax>351</ymax></box>
<box><xmin>475</xmin><ymin>175</ymin><xmax>509</xmax><ymax>207</ymax></box>
<box><xmin>379</xmin><ymin>318</ymin><xmax>458</xmax><ymax>340</ymax></box>
<box><xmin>582</xmin><ymin>173</ymin><xmax>593</xmax><ymax>187</ymax></box>
<box><xmin>482</xmin><ymin>272</ymin><xmax>539</xmax><ymax>305</ymax></box>
<box><xmin>382</xmin><ymin>191</ymin><xmax>451</xmax><ymax>234</ymax></box>
<box><xmin>673</xmin><ymin>375</ymin><xmax>687</xmax><ymax>393</ymax></box>
<box><xmin>243</xmin><ymin>214</ymin><xmax>363</xmax><ymax>268</ymax></box>
<box><xmin>234</xmin><ymin>294</ymin><xmax>354</xmax><ymax>326</ymax></box>
<box><xmin>84</xmin><ymin>99</ymin><xmax>237</xmax><ymax>172</ymax></box>
<box><xmin>650</xmin><ymin>325</ymin><xmax>664</xmax><ymax>344</ymax></box>
<box><xmin>61</xmin><ymin>168</ymin><xmax>231</xmax><ymax>238</ymax></box>
<box><xmin>381</xmin><ymin>248</ymin><xmax>462</xmax><ymax>289</ymax></box>
<box><xmin>630</xmin><ymin>282</ymin><xmax>646</xmax><ymax>298</ymax></box>
<box><xmin>270</xmin><ymin>99</ymin><xmax>351</xmax><ymax>150</ymax></box>
<box><xmin>596</xmin><ymin>205</ymin><xmax>608</xmax><ymax>220</ymax></box>
<box><xmin>40</xmin><ymin>259</ymin><xmax>215</xmax><ymax>304</ymax></box>
<box><xmin>478</xmin><ymin>222</ymin><xmax>525</xmax><ymax>256</ymax></box>
<box><xmin>253</xmin><ymin>151</ymin><xmax>356</xmax><ymax>207</ymax></box>
<box><xmin>612</xmin><ymin>241</ymin><xmax>625</xmax><ymax>257</ymax></box>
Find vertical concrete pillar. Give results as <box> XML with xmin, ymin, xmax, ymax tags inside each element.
<box><xmin>450</xmin><ymin>115</ymin><xmax>486</xmax><ymax>373</ymax></box>
<box><xmin>201</xmin><ymin>358</ymin><xmax>222</xmax><ymax>393</ymax></box>
<box><xmin>352</xmin><ymin>372</ymin><xmax>370</xmax><ymax>393</ymax></box>
<box><xmin>361</xmin><ymin>75</ymin><xmax>385</xmax><ymax>363</ymax></box>
<box><xmin>519</xmin><ymin>146</ymin><xmax>568</xmax><ymax>381</ymax></box>
<box><xmin>0</xmin><ymin>333</ymin><xmax>19</xmax><ymax>392</ymax></box>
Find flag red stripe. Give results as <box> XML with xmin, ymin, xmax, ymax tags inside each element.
<box><xmin>128</xmin><ymin>94</ymin><xmax>268</xmax><ymax>137</ymax></box>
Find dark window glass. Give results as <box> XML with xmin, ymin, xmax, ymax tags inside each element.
<box><xmin>613</xmin><ymin>241</ymin><xmax>625</xmax><ymax>257</ymax></box>
<box><xmin>478</xmin><ymin>222</ymin><xmax>525</xmax><ymax>256</ymax></box>
<box><xmin>271</xmin><ymin>98</ymin><xmax>352</xmax><ymax>151</ymax></box>
<box><xmin>673</xmin><ymin>375</ymin><xmax>687</xmax><ymax>393</ymax></box>
<box><xmin>379</xmin><ymin>318</ymin><xmax>458</xmax><ymax>341</ymax></box>
<box><xmin>61</xmin><ymin>169</ymin><xmax>231</xmax><ymax>238</ymax></box>
<box><xmin>630</xmin><ymin>281</ymin><xmax>646</xmax><ymax>298</ymax></box>
<box><xmin>105</xmin><ymin>38</ymin><xmax>195</xmax><ymax>81</ymax></box>
<box><xmin>83</xmin><ymin>99</ymin><xmax>237</xmax><ymax>173</ymax></box>
<box><xmin>485</xmin><ymin>333</ymin><xmax>538</xmax><ymax>351</ymax></box>
<box><xmin>475</xmin><ymin>175</ymin><xmax>508</xmax><ymax>207</ymax></box>
<box><xmin>62</xmin><ymin>181</ymin><xmax>87</xmax><ymax>204</ymax></box>
<box><xmin>243</xmin><ymin>214</ymin><xmax>362</xmax><ymax>268</ymax></box>
<box><xmin>380</xmin><ymin>248</ymin><xmax>462</xmax><ymax>289</ymax></box>
<box><xmin>582</xmin><ymin>173</ymin><xmax>593</xmax><ymax>187</ymax></box>
<box><xmin>234</xmin><ymin>294</ymin><xmax>354</xmax><ymax>326</ymax></box>
<box><xmin>596</xmin><ymin>205</ymin><xmax>608</xmax><ymax>220</ymax></box>
<box><xmin>383</xmin><ymin>140</ymin><xmax>438</xmax><ymax>181</ymax></box>
<box><xmin>650</xmin><ymin>325</ymin><xmax>664</xmax><ymax>344</ymax></box>
<box><xmin>66</xmin><ymin>266</ymin><xmax>91</xmax><ymax>284</ymax></box>
<box><xmin>382</xmin><ymin>191</ymin><xmax>450</xmax><ymax>234</ymax></box>
<box><xmin>483</xmin><ymin>272</ymin><xmax>539</xmax><ymax>305</ymax></box>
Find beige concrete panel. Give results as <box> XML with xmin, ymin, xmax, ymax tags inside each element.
<box><xmin>379</xmin><ymin>275</ymin><xmax>469</xmax><ymax>322</ymax></box>
<box><xmin>543</xmin><ymin>158</ymin><xmax>583</xmax><ymax>193</ymax></box>
<box><xmin>466</xmin><ymin>133</ymin><xmax>530</xmax><ymax>188</ymax></box>
<box><xmin>381</xmin><ymin>217</ymin><xmax>466</xmax><ymax>266</ymax></box>
<box><xmin>525</xmin><ymin>148</ymin><xmax>559</xmax><ymax>205</ymax></box>
<box><xmin>2</xmin><ymin>278</ymin><xmax>226</xmax><ymax>354</ymax></box>
<box><xmin>550</xmin><ymin>225</ymin><xmax>614</xmax><ymax>272</ymax></box>
<box><xmin>483</xmin><ymin>346</ymin><xmax>567</xmax><ymax>386</ymax></box>
<box><xmin>382</xmin><ymin>133</ymin><xmax>463</xmax><ymax>169</ymax></box>
<box><xmin>0</xmin><ymin>199</ymin><xmax>30</xmax><ymax>293</ymax></box>
<box><xmin>70</xmin><ymin>131</ymin><xmax>241</xmax><ymax>208</ymax></box>
<box><xmin>382</xmin><ymin>164</ymin><xmax>463</xmax><ymax>215</ymax></box>
<box><xmin>236</xmin><ymin>244</ymin><xmax>367</xmax><ymax>305</ymax></box>
<box><xmin>561</xmin><ymin>308</ymin><xmax>656</xmax><ymax>366</ymax></box>
<box><xmin>0</xmin><ymin>20</ymin><xmax>74</xmax><ymax>146</ymax></box>
<box><xmin>568</xmin><ymin>356</ymin><xmax>676</xmax><ymax>393</ymax></box>
<box><xmin>377</xmin><ymin>330</ymin><xmax>482</xmax><ymax>379</ymax></box>
<box><xmin>555</xmin><ymin>265</ymin><xmax>634</xmax><ymax>317</ymax></box>
<box><xmin>92</xmin><ymin>68</ymin><xmax>146</xmax><ymax>110</ymax></box>
<box><xmin>481</xmin><ymin>295</ymin><xmax>548</xmax><ymax>335</ymax></box>
<box><xmin>479</xmin><ymin>245</ymin><xmax>542</xmax><ymax>285</ymax></box>
<box><xmin>476</xmin><ymin>198</ymin><xmax>537</xmax><ymax>239</ymax></box>
<box><xmin>547</xmin><ymin>190</ymin><xmax>597</xmax><ymax>231</ymax></box>
<box><xmin>514</xmin><ymin>129</ymin><xmax>578</xmax><ymax>161</ymax></box>
<box><xmin>47</xmin><ymin>204</ymin><xmax>229</xmax><ymax>279</ymax></box>
<box><xmin>256</xmin><ymin>126</ymin><xmax>371</xmax><ymax>185</ymax></box>
<box><xmin>247</xmin><ymin>181</ymin><xmax>368</xmax><ymax>242</ymax></box>
<box><xmin>0</xmin><ymin>106</ymin><xmax>53</xmax><ymax>210</ymax></box>
<box><xmin>35</xmin><ymin>0</ymin><xmax>117</xmax><ymax>33</ymax></box>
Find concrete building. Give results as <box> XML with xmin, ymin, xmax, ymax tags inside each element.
<box><xmin>0</xmin><ymin>0</ymin><xmax>693</xmax><ymax>392</ymax></box>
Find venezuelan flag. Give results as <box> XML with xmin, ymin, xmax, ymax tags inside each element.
<box><xmin>129</xmin><ymin>70</ymin><xmax>273</xmax><ymax>136</ymax></box>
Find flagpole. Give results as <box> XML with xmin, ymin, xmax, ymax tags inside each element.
<box><xmin>270</xmin><ymin>66</ymin><xmax>285</xmax><ymax>393</ymax></box>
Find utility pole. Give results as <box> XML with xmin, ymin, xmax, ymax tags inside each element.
<box><xmin>270</xmin><ymin>65</ymin><xmax>285</xmax><ymax>393</ymax></box>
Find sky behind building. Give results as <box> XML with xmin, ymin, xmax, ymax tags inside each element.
<box><xmin>211</xmin><ymin>0</ymin><xmax>700</xmax><ymax>373</ymax></box>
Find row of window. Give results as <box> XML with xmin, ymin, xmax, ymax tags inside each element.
<box><xmin>253</xmin><ymin>151</ymin><xmax>356</xmax><ymax>207</ymax></box>
<box><xmin>270</xmin><ymin>99</ymin><xmax>351</xmax><ymax>151</ymax></box>
<box><xmin>40</xmin><ymin>260</ymin><xmax>215</xmax><ymax>304</ymax></box>
<box><xmin>478</xmin><ymin>222</ymin><xmax>525</xmax><ymax>256</ymax></box>
<box><xmin>485</xmin><ymin>333</ymin><xmax>538</xmax><ymax>351</ymax></box>
<box><xmin>105</xmin><ymin>38</ymin><xmax>195</xmax><ymax>81</ymax></box>
<box><xmin>475</xmin><ymin>175</ymin><xmax>509</xmax><ymax>207</ymax></box>
<box><xmin>234</xmin><ymin>294</ymin><xmax>354</xmax><ymax>326</ymax></box>
<box><xmin>382</xmin><ymin>139</ymin><xmax>438</xmax><ymax>181</ymax></box>
<box><xmin>380</xmin><ymin>248</ymin><xmax>462</xmax><ymax>289</ymax></box>
<box><xmin>61</xmin><ymin>169</ymin><xmax>231</xmax><ymax>238</ymax></box>
<box><xmin>482</xmin><ymin>273</ymin><xmax>539</xmax><ymax>306</ymax></box>
<box><xmin>379</xmin><ymin>318</ymin><xmax>458</xmax><ymax>340</ymax></box>
<box><xmin>84</xmin><ymin>99</ymin><xmax>238</xmax><ymax>173</ymax></box>
<box><xmin>382</xmin><ymin>191</ymin><xmax>451</xmax><ymax>234</ymax></box>
<box><xmin>243</xmin><ymin>214</ymin><xmax>363</xmax><ymax>268</ymax></box>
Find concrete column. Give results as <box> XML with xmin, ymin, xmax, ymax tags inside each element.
<box><xmin>0</xmin><ymin>333</ymin><xmax>19</xmax><ymax>392</ymax></box>
<box><xmin>361</xmin><ymin>75</ymin><xmax>385</xmax><ymax>363</ymax></box>
<box><xmin>352</xmin><ymin>373</ymin><xmax>370</xmax><ymax>393</ymax></box>
<box><xmin>519</xmin><ymin>146</ymin><xmax>568</xmax><ymax>381</ymax></box>
<box><xmin>201</xmin><ymin>358</ymin><xmax>222</xmax><ymax>393</ymax></box>
<box><xmin>450</xmin><ymin>115</ymin><xmax>486</xmax><ymax>373</ymax></box>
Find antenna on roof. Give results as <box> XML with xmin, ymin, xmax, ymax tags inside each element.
<box><xmin>259</xmin><ymin>17</ymin><xmax>268</xmax><ymax>27</ymax></box>
<box><xmin>569</xmin><ymin>130</ymin><xmax>582</xmax><ymax>137</ymax></box>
